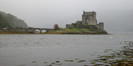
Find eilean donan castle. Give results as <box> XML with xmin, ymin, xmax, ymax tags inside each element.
<box><xmin>66</xmin><ymin>11</ymin><xmax>104</xmax><ymax>30</ymax></box>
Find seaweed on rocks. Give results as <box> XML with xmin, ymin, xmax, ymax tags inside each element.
<box><xmin>90</xmin><ymin>41</ymin><xmax>133</xmax><ymax>66</ymax></box>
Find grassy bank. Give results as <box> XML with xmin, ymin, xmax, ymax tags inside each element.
<box><xmin>0</xmin><ymin>28</ymin><xmax>108</xmax><ymax>34</ymax></box>
<box><xmin>44</xmin><ymin>28</ymin><xmax>108</xmax><ymax>34</ymax></box>
<box><xmin>0</xmin><ymin>31</ymin><xmax>29</xmax><ymax>34</ymax></box>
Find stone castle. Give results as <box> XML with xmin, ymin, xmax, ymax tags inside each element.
<box><xmin>66</xmin><ymin>11</ymin><xmax>104</xmax><ymax>30</ymax></box>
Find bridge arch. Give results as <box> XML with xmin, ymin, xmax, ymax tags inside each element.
<box><xmin>25</xmin><ymin>28</ymin><xmax>54</xmax><ymax>34</ymax></box>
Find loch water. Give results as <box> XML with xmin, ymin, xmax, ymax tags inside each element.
<box><xmin>0</xmin><ymin>33</ymin><xmax>133</xmax><ymax>66</ymax></box>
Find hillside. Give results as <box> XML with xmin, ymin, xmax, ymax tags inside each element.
<box><xmin>0</xmin><ymin>11</ymin><xmax>28</xmax><ymax>29</ymax></box>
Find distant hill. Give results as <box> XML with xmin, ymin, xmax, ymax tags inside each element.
<box><xmin>0</xmin><ymin>11</ymin><xmax>28</xmax><ymax>29</ymax></box>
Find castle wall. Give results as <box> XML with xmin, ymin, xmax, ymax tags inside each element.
<box><xmin>82</xmin><ymin>11</ymin><xmax>97</xmax><ymax>25</ymax></box>
<box><xmin>82</xmin><ymin>15</ymin><xmax>86</xmax><ymax>25</ymax></box>
<box><xmin>97</xmin><ymin>22</ymin><xmax>104</xmax><ymax>30</ymax></box>
<box><xmin>66</xmin><ymin>24</ymin><xmax>73</xmax><ymax>28</ymax></box>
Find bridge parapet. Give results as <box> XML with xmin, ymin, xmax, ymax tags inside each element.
<box><xmin>25</xmin><ymin>28</ymin><xmax>54</xmax><ymax>33</ymax></box>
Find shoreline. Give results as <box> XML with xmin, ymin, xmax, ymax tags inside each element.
<box><xmin>0</xmin><ymin>31</ymin><xmax>108</xmax><ymax>35</ymax></box>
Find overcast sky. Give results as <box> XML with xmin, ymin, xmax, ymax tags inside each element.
<box><xmin>0</xmin><ymin>0</ymin><xmax>133</xmax><ymax>32</ymax></box>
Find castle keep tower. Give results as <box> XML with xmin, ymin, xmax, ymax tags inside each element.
<box><xmin>66</xmin><ymin>11</ymin><xmax>104</xmax><ymax>30</ymax></box>
<box><xmin>82</xmin><ymin>11</ymin><xmax>97</xmax><ymax>25</ymax></box>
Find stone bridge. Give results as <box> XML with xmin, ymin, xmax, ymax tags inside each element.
<box><xmin>25</xmin><ymin>28</ymin><xmax>54</xmax><ymax>33</ymax></box>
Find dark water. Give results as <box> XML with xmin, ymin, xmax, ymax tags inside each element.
<box><xmin>0</xmin><ymin>33</ymin><xmax>133</xmax><ymax>66</ymax></box>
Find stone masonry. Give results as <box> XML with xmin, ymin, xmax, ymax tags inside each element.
<box><xmin>66</xmin><ymin>11</ymin><xmax>104</xmax><ymax>30</ymax></box>
<box><xmin>82</xmin><ymin>11</ymin><xmax>97</xmax><ymax>25</ymax></box>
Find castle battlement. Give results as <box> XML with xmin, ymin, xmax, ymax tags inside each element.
<box><xmin>83</xmin><ymin>11</ymin><xmax>96</xmax><ymax>16</ymax></box>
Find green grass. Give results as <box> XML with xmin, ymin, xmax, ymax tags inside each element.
<box><xmin>45</xmin><ymin>28</ymin><xmax>108</xmax><ymax>34</ymax></box>
<box><xmin>0</xmin><ymin>31</ymin><xmax>30</xmax><ymax>34</ymax></box>
<box><xmin>56</xmin><ymin>28</ymin><xmax>90</xmax><ymax>32</ymax></box>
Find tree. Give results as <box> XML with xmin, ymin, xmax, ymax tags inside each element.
<box><xmin>54</xmin><ymin>24</ymin><xmax>59</xmax><ymax>30</ymax></box>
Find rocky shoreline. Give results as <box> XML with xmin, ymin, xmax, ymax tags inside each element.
<box><xmin>90</xmin><ymin>41</ymin><xmax>133</xmax><ymax>66</ymax></box>
<box><xmin>42</xmin><ymin>41</ymin><xmax>133</xmax><ymax>66</ymax></box>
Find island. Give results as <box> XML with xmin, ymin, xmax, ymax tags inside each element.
<box><xmin>45</xmin><ymin>11</ymin><xmax>108</xmax><ymax>34</ymax></box>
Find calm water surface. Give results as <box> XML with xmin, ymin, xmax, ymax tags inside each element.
<box><xmin>0</xmin><ymin>33</ymin><xmax>133</xmax><ymax>66</ymax></box>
